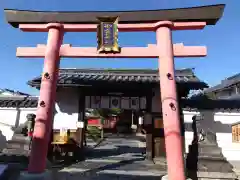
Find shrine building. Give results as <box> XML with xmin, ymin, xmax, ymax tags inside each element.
<box><xmin>0</xmin><ymin>68</ymin><xmax>240</xmax><ymax>179</ymax></box>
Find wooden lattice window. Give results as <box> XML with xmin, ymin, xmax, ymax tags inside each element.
<box><xmin>232</xmin><ymin>123</ymin><xmax>240</xmax><ymax>142</ymax></box>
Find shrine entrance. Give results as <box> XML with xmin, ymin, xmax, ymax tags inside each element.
<box><xmin>28</xmin><ymin>67</ymin><xmax>207</xmax><ymax>174</ymax></box>
<box><xmin>79</xmin><ymin>80</ymin><xmax>152</xmax><ymax>161</ymax></box>
<box><xmin>4</xmin><ymin>4</ymin><xmax>224</xmax><ymax>180</ymax></box>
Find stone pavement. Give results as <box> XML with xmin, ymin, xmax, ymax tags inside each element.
<box><xmin>52</xmin><ymin>134</ymin><xmax>167</xmax><ymax>180</ymax></box>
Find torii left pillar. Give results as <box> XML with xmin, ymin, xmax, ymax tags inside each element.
<box><xmin>19</xmin><ymin>23</ymin><xmax>64</xmax><ymax>179</ymax></box>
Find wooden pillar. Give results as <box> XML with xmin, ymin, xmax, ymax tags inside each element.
<box><xmin>73</xmin><ymin>89</ymin><xmax>86</xmax><ymax>161</ymax></box>
<box><xmin>27</xmin><ymin>23</ymin><xmax>63</xmax><ymax>174</ymax></box>
<box><xmin>77</xmin><ymin>89</ymin><xmax>86</xmax><ymax>148</ymax></box>
<box><xmin>145</xmin><ymin>94</ymin><xmax>153</xmax><ymax>160</ymax></box>
<box><xmin>153</xmin><ymin>117</ymin><xmax>167</xmax><ymax>165</ymax></box>
<box><xmin>156</xmin><ymin>22</ymin><xmax>185</xmax><ymax>180</ymax></box>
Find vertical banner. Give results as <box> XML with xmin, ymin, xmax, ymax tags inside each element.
<box><xmin>100</xmin><ymin>96</ymin><xmax>110</xmax><ymax>108</ymax></box>
<box><xmin>91</xmin><ymin>96</ymin><xmax>101</xmax><ymax>108</ymax></box>
<box><xmin>140</xmin><ymin>97</ymin><xmax>147</xmax><ymax>109</ymax></box>
<box><xmin>121</xmin><ymin>97</ymin><xmax>130</xmax><ymax>109</ymax></box>
<box><xmin>110</xmin><ymin>96</ymin><xmax>121</xmax><ymax>109</ymax></box>
<box><xmin>130</xmin><ymin>97</ymin><xmax>139</xmax><ymax>110</ymax></box>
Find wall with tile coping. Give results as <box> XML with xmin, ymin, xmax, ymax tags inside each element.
<box><xmin>0</xmin><ymin>88</ymin><xmax>239</xmax><ymax>165</ymax></box>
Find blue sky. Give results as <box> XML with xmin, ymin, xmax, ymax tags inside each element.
<box><xmin>0</xmin><ymin>0</ymin><xmax>238</xmax><ymax>95</ymax></box>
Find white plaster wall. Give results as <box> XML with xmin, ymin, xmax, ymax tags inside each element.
<box><xmin>214</xmin><ymin>112</ymin><xmax>240</xmax><ymax>161</ymax></box>
<box><xmin>0</xmin><ymin>108</ymin><xmax>36</xmax><ymax>140</ymax></box>
<box><xmin>0</xmin><ymin>88</ymin><xmax>80</xmax><ymax>144</ymax></box>
<box><xmin>54</xmin><ymin>87</ymin><xmax>79</xmax><ymax>130</ymax></box>
<box><xmin>18</xmin><ymin>108</ymin><xmax>37</xmax><ymax>126</ymax></box>
<box><xmin>0</xmin><ymin>88</ymin><xmax>239</xmax><ymax>163</ymax></box>
<box><xmin>182</xmin><ymin>111</ymin><xmax>199</xmax><ymax>153</ymax></box>
<box><xmin>0</xmin><ymin>108</ymin><xmax>19</xmax><ymax>127</ymax></box>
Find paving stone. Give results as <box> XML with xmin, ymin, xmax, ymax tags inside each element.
<box><xmin>2</xmin><ymin>134</ymin><xmax>165</xmax><ymax>180</ymax></box>
<box><xmin>51</xmin><ymin>135</ymin><xmax>166</xmax><ymax>180</ymax></box>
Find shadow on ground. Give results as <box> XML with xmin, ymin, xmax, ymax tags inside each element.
<box><xmin>52</xmin><ymin>157</ymin><xmax>164</xmax><ymax>180</ymax></box>
<box><xmin>86</xmin><ymin>145</ymin><xmax>145</xmax><ymax>159</ymax></box>
<box><xmin>0</xmin><ymin>134</ymin><xmax>148</xmax><ymax>179</ymax></box>
<box><xmin>53</xmin><ymin>171</ymin><xmax>164</xmax><ymax>180</ymax></box>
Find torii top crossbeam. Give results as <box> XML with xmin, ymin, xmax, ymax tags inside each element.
<box><xmin>5</xmin><ymin>4</ymin><xmax>224</xmax><ymax>27</ymax></box>
<box><xmin>4</xmin><ymin>4</ymin><xmax>225</xmax><ymax>59</ymax></box>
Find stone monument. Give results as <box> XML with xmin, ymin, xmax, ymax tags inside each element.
<box><xmin>186</xmin><ymin>112</ymin><xmax>236</xmax><ymax>180</ymax></box>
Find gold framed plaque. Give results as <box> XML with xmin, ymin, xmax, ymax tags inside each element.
<box><xmin>97</xmin><ymin>16</ymin><xmax>120</xmax><ymax>53</ymax></box>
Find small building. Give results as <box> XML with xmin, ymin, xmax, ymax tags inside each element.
<box><xmin>204</xmin><ymin>73</ymin><xmax>240</xmax><ymax>99</ymax></box>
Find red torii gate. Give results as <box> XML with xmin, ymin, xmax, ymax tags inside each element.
<box><xmin>4</xmin><ymin>4</ymin><xmax>224</xmax><ymax>180</ymax></box>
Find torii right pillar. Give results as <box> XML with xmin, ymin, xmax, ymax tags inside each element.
<box><xmin>156</xmin><ymin>22</ymin><xmax>185</xmax><ymax>180</ymax></box>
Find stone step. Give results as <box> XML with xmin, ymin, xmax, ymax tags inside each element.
<box><xmin>59</xmin><ymin>167</ymin><xmax>166</xmax><ymax>177</ymax></box>
<box><xmin>11</xmin><ymin>134</ymin><xmax>29</xmax><ymax>142</ymax></box>
<box><xmin>6</xmin><ymin>142</ymin><xmax>30</xmax><ymax>151</ymax></box>
<box><xmin>6</xmin><ymin>134</ymin><xmax>30</xmax><ymax>150</ymax></box>
<box><xmin>2</xmin><ymin>148</ymin><xmax>30</xmax><ymax>156</ymax></box>
<box><xmin>0</xmin><ymin>152</ymin><xmax>29</xmax><ymax>164</ymax></box>
<box><xmin>7</xmin><ymin>139</ymin><xmax>29</xmax><ymax>146</ymax></box>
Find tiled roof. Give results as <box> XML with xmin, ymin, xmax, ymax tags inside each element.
<box><xmin>28</xmin><ymin>68</ymin><xmax>208</xmax><ymax>89</ymax></box>
<box><xmin>0</xmin><ymin>96</ymin><xmax>38</xmax><ymax>108</ymax></box>
<box><xmin>1</xmin><ymin>95</ymin><xmax>240</xmax><ymax>112</ymax></box>
<box><xmin>205</xmin><ymin>73</ymin><xmax>240</xmax><ymax>93</ymax></box>
<box><xmin>219</xmin><ymin>94</ymin><xmax>240</xmax><ymax>100</ymax></box>
<box><xmin>0</xmin><ymin>88</ymin><xmax>31</xmax><ymax>96</ymax></box>
<box><xmin>181</xmin><ymin>99</ymin><xmax>240</xmax><ymax>112</ymax></box>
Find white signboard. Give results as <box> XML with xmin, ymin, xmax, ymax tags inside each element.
<box><xmin>60</xmin><ymin>127</ymin><xmax>67</xmax><ymax>136</ymax></box>
<box><xmin>60</xmin><ymin>127</ymin><xmax>68</xmax><ymax>141</ymax></box>
<box><xmin>76</xmin><ymin>121</ymin><xmax>84</xmax><ymax>128</ymax></box>
<box><xmin>138</xmin><ymin>116</ymin><xmax>143</xmax><ymax>125</ymax></box>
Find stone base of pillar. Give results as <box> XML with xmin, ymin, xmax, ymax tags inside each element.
<box><xmin>161</xmin><ymin>174</ymin><xmax>192</xmax><ymax>180</ymax></box>
<box><xmin>18</xmin><ymin>171</ymin><xmax>51</xmax><ymax>180</ymax></box>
